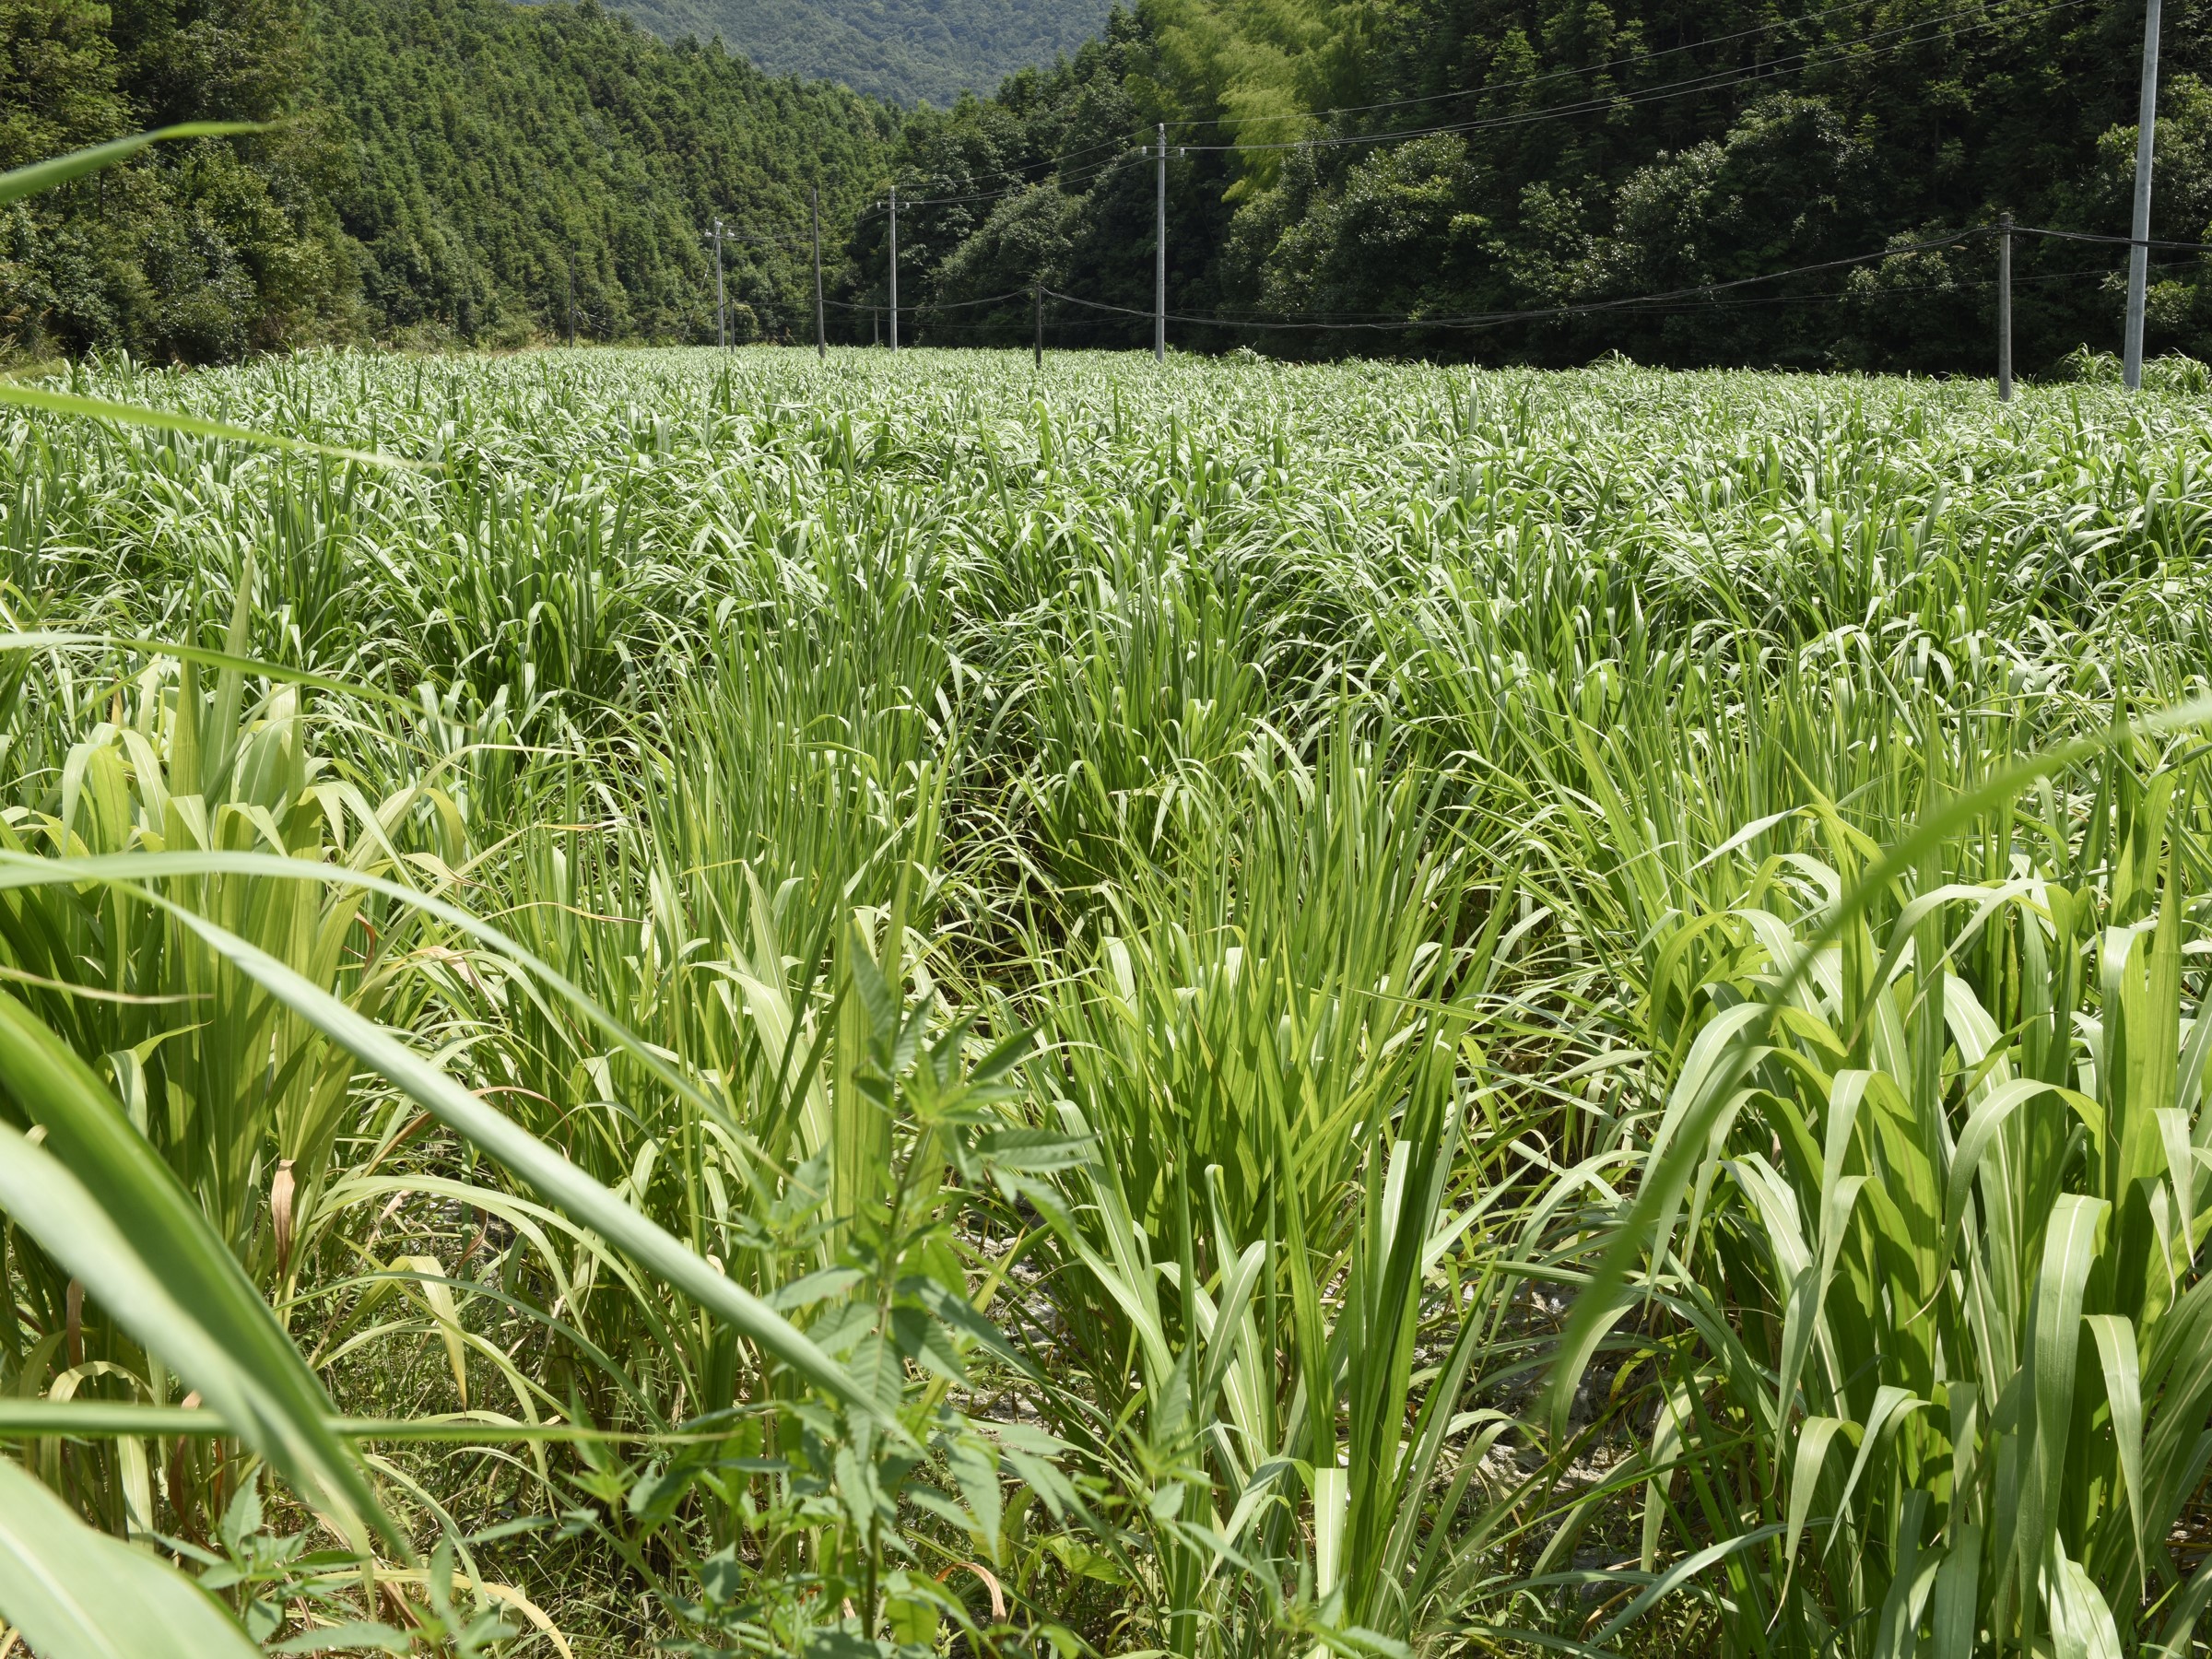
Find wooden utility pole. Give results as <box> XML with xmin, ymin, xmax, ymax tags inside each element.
<box><xmin>1998</xmin><ymin>214</ymin><xmax>2013</xmax><ymax>402</ymax></box>
<box><xmin>2124</xmin><ymin>0</ymin><xmax>2162</xmax><ymax>389</ymax></box>
<box><xmin>812</xmin><ymin>185</ymin><xmax>826</xmax><ymax>360</ymax></box>
<box><xmin>888</xmin><ymin>184</ymin><xmax>900</xmax><ymax>351</ymax></box>
<box><xmin>1155</xmin><ymin>124</ymin><xmax>1167</xmax><ymax>362</ymax></box>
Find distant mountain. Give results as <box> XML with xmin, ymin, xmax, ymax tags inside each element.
<box><xmin>596</xmin><ymin>0</ymin><xmax>1112</xmax><ymax>106</ymax></box>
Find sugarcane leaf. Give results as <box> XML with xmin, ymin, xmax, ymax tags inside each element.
<box><xmin>0</xmin><ymin>995</ymin><xmax>390</xmax><ymax>1545</ymax></box>
<box><xmin>0</xmin><ymin>1455</ymin><xmax>258</xmax><ymax>1657</ymax></box>
<box><xmin>1591</xmin><ymin>1523</ymin><xmax>1787</xmax><ymax>1644</ymax></box>
<box><xmin>2085</xmin><ymin>1313</ymin><xmax>2146</xmax><ymax>1578</ymax></box>
<box><xmin>0</xmin><ymin>124</ymin><xmax>263</xmax><ymax>205</ymax></box>
<box><xmin>1780</xmin><ymin>1414</ymin><xmax>1850</xmax><ymax>1588</ymax></box>
<box><xmin>0</xmin><ymin>382</ymin><xmax>421</xmax><ymax>471</ymax></box>
<box><xmin>137</xmin><ymin>880</ymin><xmax>891</xmax><ymax>1428</ymax></box>
<box><xmin>2025</xmin><ymin>1195</ymin><xmax>2109</xmax><ymax>1574</ymax></box>
<box><xmin>1928</xmin><ymin>1524</ymin><xmax>1982</xmax><ymax>1659</ymax></box>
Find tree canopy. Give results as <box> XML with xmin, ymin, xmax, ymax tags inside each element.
<box><xmin>315</xmin><ymin>0</ymin><xmax>894</xmax><ymax>347</ymax></box>
<box><xmin>594</xmin><ymin>0</ymin><xmax>1113</xmax><ymax>107</ymax></box>
<box><xmin>2</xmin><ymin>0</ymin><xmax>357</xmax><ymax>360</ymax></box>
<box><xmin>3</xmin><ymin>0</ymin><xmax>895</xmax><ymax>359</ymax></box>
<box><xmin>4</xmin><ymin>0</ymin><xmax>2205</xmax><ymax>371</ymax></box>
<box><xmin>867</xmin><ymin>0</ymin><xmax>2212</xmax><ymax>372</ymax></box>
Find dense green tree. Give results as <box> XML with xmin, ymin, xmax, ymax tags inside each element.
<box><xmin>308</xmin><ymin>0</ymin><xmax>896</xmax><ymax>346</ymax></box>
<box><xmin>844</xmin><ymin>12</ymin><xmax>1225</xmax><ymax>347</ymax></box>
<box><xmin>0</xmin><ymin>0</ymin><xmax>127</xmax><ymax>165</ymax></box>
<box><xmin>592</xmin><ymin>0</ymin><xmax>1113</xmax><ymax>107</ymax></box>
<box><xmin>9</xmin><ymin>0</ymin><xmax>2205</xmax><ymax>371</ymax></box>
<box><xmin>3</xmin><ymin>0</ymin><xmax>898</xmax><ymax>357</ymax></box>
<box><xmin>2</xmin><ymin>0</ymin><xmax>358</xmax><ymax>361</ymax></box>
<box><xmin>887</xmin><ymin>0</ymin><xmax>2212</xmax><ymax>371</ymax></box>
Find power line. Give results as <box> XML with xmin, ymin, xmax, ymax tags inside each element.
<box><xmin>1163</xmin><ymin>0</ymin><xmax>1979</xmax><ymax>133</ymax></box>
<box><xmin>889</xmin><ymin>133</ymin><xmax>1133</xmax><ymax>195</ymax></box>
<box><xmin>720</xmin><ymin>215</ymin><xmax>2191</xmax><ymax>349</ymax></box>
<box><xmin>990</xmin><ymin>226</ymin><xmax>2184</xmax><ymax>345</ymax></box>
<box><xmin>1043</xmin><ymin>227</ymin><xmax>1991</xmax><ymax>333</ymax></box>
<box><xmin>823</xmin><ymin>288</ymin><xmax>1030</xmax><ymax>314</ymax></box>
<box><xmin>1175</xmin><ymin>0</ymin><xmax>2096</xmax><ymax>153</ymax></box>
<box><xmin>2010</xmin><ymin>224</ymin><xmax>2212</xmax><ymax>252</ymax></box>
<box><xmin>842</xmin><ymin>255</ymin><xmax>2173</xmax><ymax>347</ymax></box>
<box><xmin>1456</xmin><ymin>254</ymin><xmax>2204</xmax><ymax>318</ymax></box>
<box><xmin>853</xmin><ymin>147</ymin><xmax>1144</xmax><ymax>222</ymax></box>
<box><xmin>715</xmin><ymin>229</ymin><xmax>814</xmax><ymax>251</ymax></box>
<box><xmin>829</xmin><ymin>0</ymin><xmax>2098</xmax><ymax>253</ymax></box>
<box><xmin>782</xmin><ymin>0</ymin><xmax>2096</xmax><ymax>256</ymax></box>
<box><xmin>872</xmin><ymin>136</ymin><xmax>1146</xmax><ymax>210</ymax></box>
<box><xmin>839</xmin><ymin>0</ymin><xmax>2085</xmax><ymax>229</ymax></box>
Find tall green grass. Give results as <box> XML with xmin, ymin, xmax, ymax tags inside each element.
<box><xmin>2</xmin><ymin>339</ymin><xmax>2210</xmax><ymax>1658</ymax></box>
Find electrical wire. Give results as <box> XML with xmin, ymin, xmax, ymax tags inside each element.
<box><xmin>1164</xmin><ymin>0</ymin><xmax>2094</xmax><ymax>135</ymax></box>
<box><xmin>1041</xmin><ymin>227</ymin><xmax>1988</xmax><ymax>333</ymax></box>
<box><xmin>852</xmin><ymin>147</ymin><xmax>1145</xmax><ymax>220</ymax></box>
<box><xmin>777</xmin><ymin>0</ymin><xmax>2098</xmax><ymax>241</ymax></box>
<box><xmin>868</xmin><ymin>253</ymin><xmax>2178</xmax><ymax>351</ymax></box>
<box><xmin>873</xmin><ymin>135</ymin><xmax>1146</xmax><ymax>208</ymax></box>
<box><xmin>2009</xmin><ymin>225</ymin><xmax>2212</xmax><ymax>252</ymax></box>
<box><xmin>1174</xmin><ymin>0</ymin><xmax>2095</xmax><ymax>153</ymax></box>
<box><xmin>710</xmin><ymin>220</ymin><xmax>2194</xmax><ymax>347</ymax></box>
<box><xmin>822</xmin><ymin>288</ymin><xmax>1031</xmax><ymax>314</ymax></box>
<box><xmin>825</xmin><ymin>0</ymin><xmax>2098</xmax><ymax>242</ymax></box>
<box><xmin>841</xmin><ymin>0</ymin><xmax>2084</xmax><ymax>226</ymax></box>
<box><xmin>1449</xmin><ymin>253</ymin><xmax>2206</xmax><ymax>316</ymax></box>
<box><xmin>1168</xmin><ymin>0</ymin><xmax>1937</xmax><ymax>131</ymax></box>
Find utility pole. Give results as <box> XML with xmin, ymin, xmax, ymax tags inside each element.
<box><xmin>888</xmin><ymin>184</ymin><xmax>900</xmax><ymax>351</ymax></box>
<box><xmin>1997</xmin><ymin>214</ymin><xmax>2013</xmax><ymax>402</ymax></box>
<box><xmin>713</xmin><ymin>218</ymin><xmax>726</xmax><ymax>350</ymax></box>
<box><xmin>2124</xmin><ymin>0</ymin><xmax>2162</xmax><ymax>390</ymax></box>
<box><xmin>1034</xmin><ymin>279</ymin><xmax>1043</xmax><ymax>371</ymax></box>
<box><xmin>1155</xmin><ymin>123</ymin><xmax>1167</xmax><ymax>363</ymax></box>
<box><xmin>567</xmin><ymin>245</ymin><xmax>577</xmax><ymax>347</ymax></box>
<box><xmin>812</xmin><ymin>184</ymin><xmax>826</xmax><ymax>360</ymax></box>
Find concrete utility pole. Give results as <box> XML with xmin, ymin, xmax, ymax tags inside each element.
<box><xmin>812</xmin><ymin>184</ymin><xmax>826</xmax><ymax>360</ymax></box>
<box><xmin>1155</xmin><ymin>123</ymin><xmax>1168</xmax><ymax>362</ymax></box>
<box><xmin>567</xmin><ymin>246</ymin><xmax>577</xmax><ymax>346</ymax></box>
<box><xmin>1998</xmin><ymin>214</ymin><xmax>2013</xmax><ymax>402</ymax></box>
<box><xmin>713</xmin><ymin>218</ymin><xmax>726</xmax><ymax>350</ymax></box>
<box><xmin>888</xmin><ymin>183</ymin><xmax>900</xmax><ymax>351</ymax></box>
<box><xmin>1034</xmin><ymin>279</ymin><xmax>1043</xmax><ymax>370</ymax></box>
<box><xmin>2124</xmin><ymin>0</ymin><xmax>2162</xmax><ymax>390</ymax></box>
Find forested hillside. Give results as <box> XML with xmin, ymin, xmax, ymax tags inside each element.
<box><xmin>0</xmin><ymin>0</ymin><xmax>357</xmax><ymax>361</ymax></box>
<box><xmin>6</xmin><ymin>0</ymin><xmax>2206</xmax><ymax>370</ymax></box>
<box><xmin>870</xmin><ymin>0</ymin><xmax>2212</xmax><ymax>372</ymax></box>
<box><xmin>1</xmin><ymin>0</ymin><xmax>894</xmax><ymax>359</ymax></box>
<box><xmin>596</xmin><ymin>0</ymin><xmax>1112</xmax><ymax>106</ymax></box>
<box><xmin>311</xmin><ymin>0</ymin><xmax>893</xmax><ymax>346</ymax></box>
